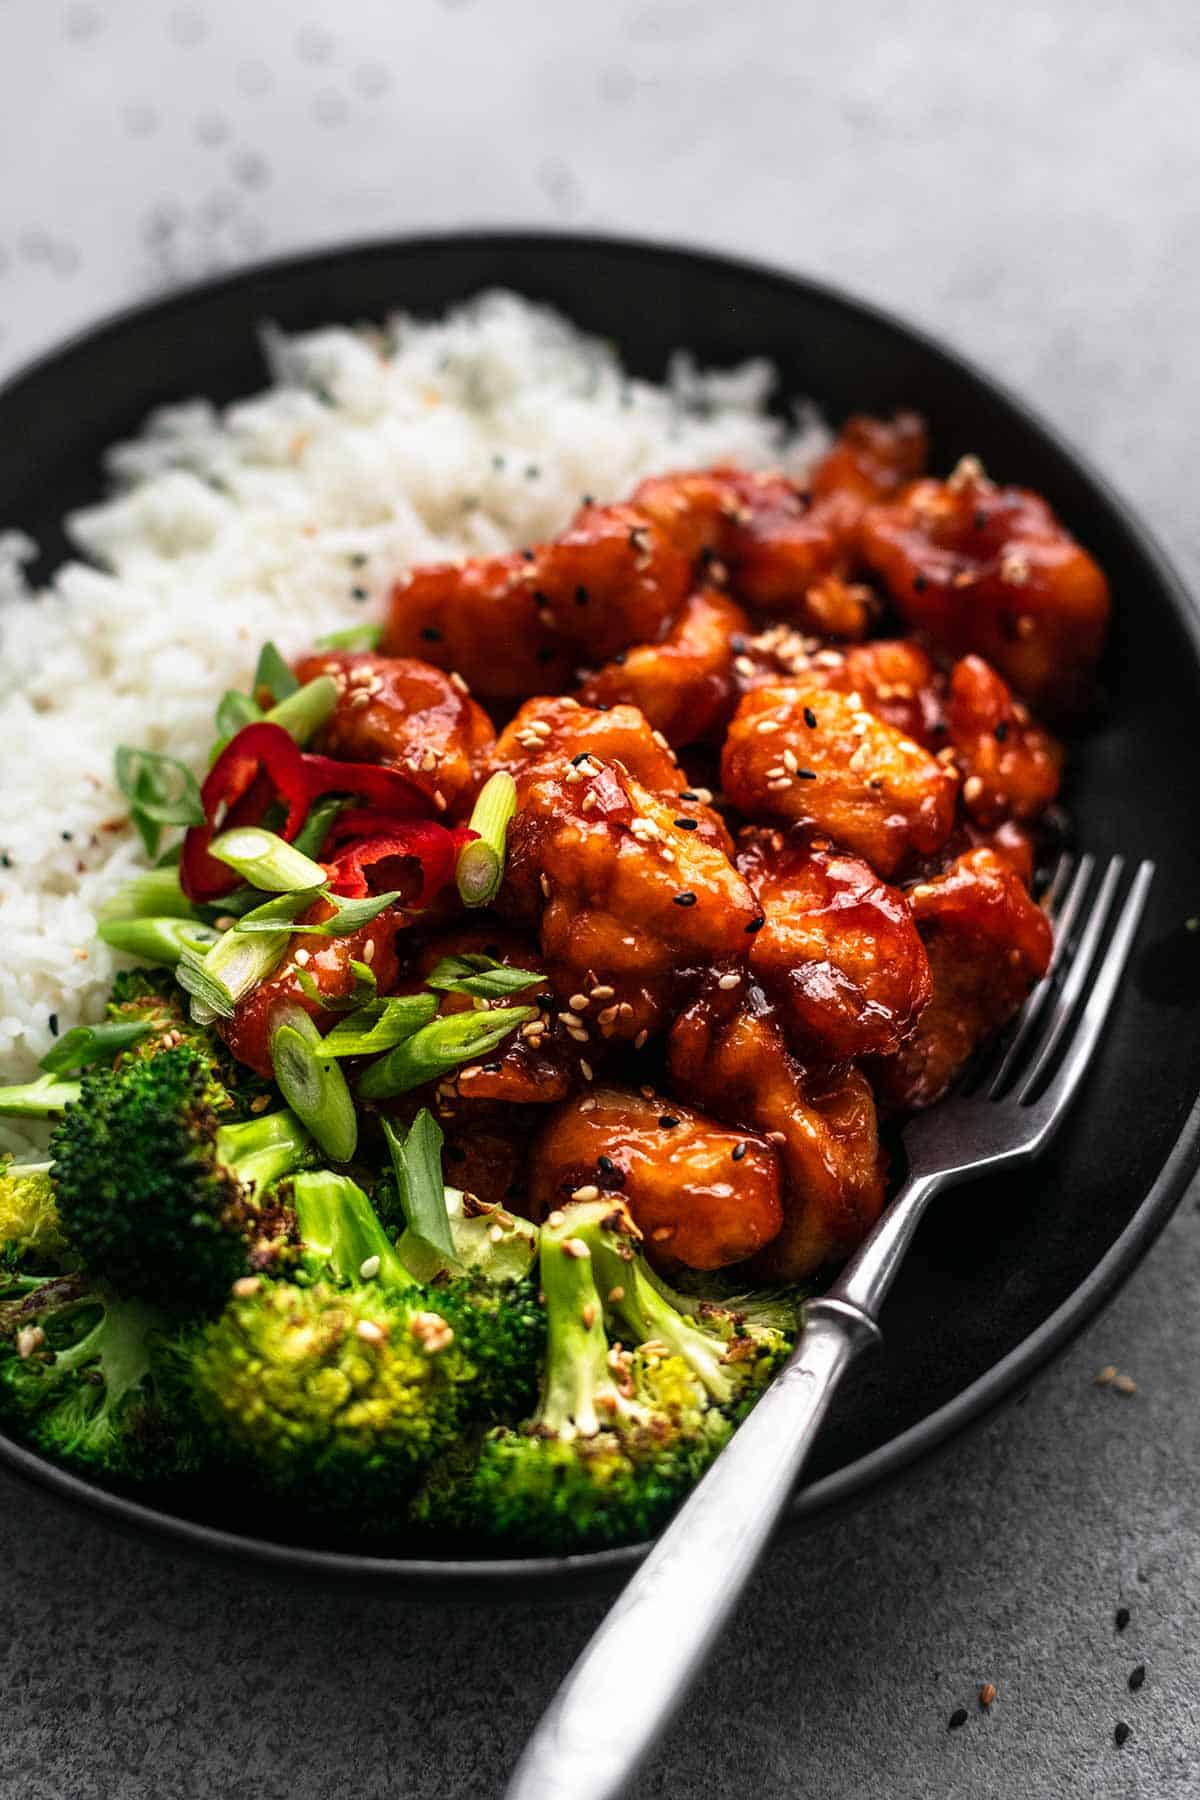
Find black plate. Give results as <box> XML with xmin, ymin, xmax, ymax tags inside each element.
<box><xmin>2</xmin><ymin>231</ymin><xmax>1198</xmax><ymax>1593</ymax></box>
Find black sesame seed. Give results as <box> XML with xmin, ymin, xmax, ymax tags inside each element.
<box><xmin>525</xmin><ymin>464</ymin><xmax>540</xmax><ymax>479</ymax></box>
<box><xmin>1114</xmin><ymin>1722</ymin><xmax>1131</xmax><ymax>1746</ymax></box>
<box><xmin>974</xmin><ymin>510</ymin><xmax>989</xmax><ymax>531</ymax></box>
<box><xmin>481</xmin><ymin>1061</ymin><xmax>501</xmax><ymax>1073</ymax></box>
<box><xmin>0</xmin><ymin>852</ymin><xmax>11</xmax><ymax>868</ymax></box>
<box><xmin>673</xmin><ymin>890</ymin><xmax>697</xmax><ymax>907</ymax></box>
<box><xmin>349</xmin><ymin>552</ymin><xmax>368</xmax><ymax>568</ymax></box>
<box><xmin>612</xmin><ymin>651</ymin><xmax>627</xmax><ymax>666</ymax></box>
<box><xmin>731</xmin><ymin>1142</ymin><xmax>747</xmax><ymax>1161</ymax></box>
<box><xmin>730</xmin><ymin>636</ymin><xmax>748</xmax><ymax>655</ymax></box>
<box><xmin>1128</xmin><ymin>1665</ymin><xmax>1146</xmax><ymax>1692</ymax></box>
<box><xmin>575</xmin><ymin>585</ymin><xmax>589</xmax><ymax>606</ymax></box>
<box><xmin>803</xmin><ymin>706</ymin><xmax>817</xmax><ymax>729</ymax></box>
<box><xmin>538</xmin><ymin>993</ymin><xmax>556</xmax><ymax>1009</ymax></box>
<box><xmin>521</xmin><ymin>548</ymin><xmax>536</xmax><ymax>563</ymax></box>
<box><xmin>1115</xmin><ymin>1606</ymin><xmax>1131</xmax><ymax>1632</ymax></box>
<box><xmin>61</xmin><ymin>830</ymin><xmax>72</xmax><ymax>841</ymax></box>
<box><xmin>745</xmin><ymin>915</ymin><xmax>766</xmax><ymax>934</ymax></box>
<box><xmin>571</xmin><ymin>752</ymin><xmax>591</xmax><ymax>766</ymax></box>
<box><xmin>420</xmin><ymin>626</ymin><xmax>443</xmax><ymax>643</ymax></box>
<box><xmin>914</xmin><ymin>573</ymin><xmax>929</xmax><ymax>593</ymax></box>
<box><xmin>658</xmin><ymin>1115</ymin><xmax>679</xmax><ymax>1130</ymax></box>
<box><xmin>994</xmin><ymin>720</ymin><xmax>1010</xmax><ymax>742</ymax></box>
<box><xmin>48</xmin><ymin>1013</ymin><xmax>59</xmax><ymax>1037</ymax></box>
<box><xmin>679</xmin><ymin>790</ymin><xmax>699</xmax><ymax>801</ymax></box>
<box><xmin>581</xmin><ymin>493</ymin><xmax>595</xmax><ymax>507</ymax></box>
<box><xmin>351</xmin><ymin>585</ymin><xmax>368</xmax><ymax>601</ymax></box>
<box><xmin>795</xmin><ymin>769</ymin><xmax>817</xmax><ymax>781</ymax></box>
<box><xmin>537</xmin><ymin>647</ymin><xmax>558</xmax><ymax>664</ymax></box>
<box><xmin>597</xmin><ymin>1154</ymin><xmax>617</xmax><ymax>1174</ymax></box>
<box><xmin>948</xmin><ymin>1709</ymin><xmax>968</xmax><ymax>1731</ymax></box>
<box><xmin>492</xmin><ymin>453</ymin><xmax>506</xmax><ymax>470</ymax></box>
<box><xmin>533</xmin><ymin>589</ymin><xmax>550</xmax><ymax>607</ymax></box>
<box><xmin>674</xmin><ymin>817</ymin><xmax>699</xmax><ymax>830</ymax></box>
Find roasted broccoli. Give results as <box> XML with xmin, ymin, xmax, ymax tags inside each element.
<box><xmin>105</xmin><ymin>966</ymin><xmax>271</xmax><ymax>1115</ymax></box>
<box><xmin>0</xmin><ymin>1272</ymin><xmax>200</xmax><ymax>1479</ymax></box>
<box><xmin>49</xmin><ymin>1046</ymin><xmax>314</xmax><ymax>1310</ymax></box>
<box><xmin>189</xmin><ymin>1168</ymin><xmax>544</xmax><ymax>1518</ymax></box>
<box><xmin>410</xmin><ymin>1200</ymin><xmax>787</xmax><ymax>1551</ymax></box>
<box><xmin>0</xmin><ymin>1157</ymin><xmax>68</xmax><ymax>1271</ymax></box>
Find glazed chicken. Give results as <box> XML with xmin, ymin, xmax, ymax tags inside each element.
<box><xmin>528</xmin><ymin>1087</ymin><xmax>783</xmax><ymax>1272</ymax></box>
<box><xmin>859</xmin><ymin>456</ymin><xmax>1110</xmax><ymax>714</ymax></box>
<box><xmin>205</xmin><ymin>412</ymin><xmax>1099</xmax><ymax>1291</ymax></box>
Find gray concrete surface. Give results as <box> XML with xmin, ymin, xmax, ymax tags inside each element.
<box><xmin>1</xmin><ymin>2</ymin><xmax>1198</xmax><ymax>1794</ymax></box>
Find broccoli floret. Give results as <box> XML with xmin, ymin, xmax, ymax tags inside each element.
<box><xmin>189</xmin><ymin>1170</ymin><xmax>545</xmax><ymax>1516</ymax></box>
<box><xmin>0</xmin><ymin>1272</ymin><xmax>201</xmax><ymax>1479</ymax></box>
<box><xmin>50</xmin><ymin>1047</ymin><xmax>314</xmax><ymax>1310</ymax></box>
<box><xmin>190</xmin><ymin>1277</ymin><xmax>474</xmax><ymax>1516</ymax></box>
<box><xmin>106</xmin><ymin>967</ymin><xmax>271</xmax><ymax>1115</ymax></box>
<box><xmin>412</xmin><ymin>1204</ymin><xmax>735</xmax><ymax>1551</ymax></box>
<box><xmin>0</xmin><ymin>1158</ymin><xmax>68</xmax><ymax>1272</ymax></box>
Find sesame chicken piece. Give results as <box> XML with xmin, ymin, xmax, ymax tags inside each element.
<box><xmin>293</xmin><ymin>651</ymin><xmax>495</xmax><ymax>812</ymax></box>
<box><xmin>736</xmin><ymin>635</ymin><xmax>944</xmax><ymax>746</ymax></box>
<box><xmin>871</xmin><ymin>847</ymin><xmax>1053</xmax><ymax>1112</ymax></box>
<box><xmin>859</xmin><ymin>458</ymin><xmax>1110</xmax><ymax>714</ymax></box>
<box><xmin>668</xmin><ymin>981</ymin><xmax>887</xmax><ymax>1280</ymax></box>
<box><xmin>721</xmin><ymin>684</ymin><xmax>959</xmax><ymax>877</ymax></box>
<box><xmin>382</xmin><ymin>553</ymin><xmax>573</xmax><ymax>700</ymax></box>
<box><xmin>503</xmin><ymin>760</ymin><xmax>759</xmax><ymax>1044</ymax></box>
<box><xmin>527</xmin><ymin>1087</ymin><xmax>783</xmax><ymax>1273</ymax></box>
<box><xmin>218</xmin><ymin>898</ymin><xmax>403</xmax><ymax>1081</ymax></box>
<box><xmin>737</xmin><ymin>828</ymin><xmax>931</xmax><ymax>1059</ymax></box>
<box><xmin>577</xmin><ymin>587</ymin><xmax>750</xmax><ymax>748</ymax></box>
<box><xmin>944</xmin><ymin>654</ymin><xmax>1063</xmax><ymax>825</ymax></box>
<box><xmin>492</xmin><ymin>696</ymin><xmax>731</xmax><ymax>852</ymax></box>
<box><xmin>532</xmin><ymin>501</ymin><xmax>692</xmax><ymax>660</ymax></box>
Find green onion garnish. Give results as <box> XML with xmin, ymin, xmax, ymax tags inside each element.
<box><xmin>384</xmin><ymin>1109</ymin><xmax>460</xmax><ymax>1272</ymax></box>
<box><xmin>97</xmin><ymin>867</ymin><xmax>200</xmax><ymax>924</ymax></box>
<box><xmin>97</xmin><ymin>915</ymin><xmax>222</xmax><ymax>967</ymax></box>
<box><xmin>113</xmin><ymin>746</ymin><xmax>205</xmax><ymax>858</ymax></box>
<box><xmin>318</xmin><ymin>993</ymin><xmax>438</xmax><ymax>1057</ymax></box>
<box><xmin>261</xmin><ymin>674</ymin><xmax>338</xmax><ymax>745</ymax></box>
<box><xmin>425</xmin><ymin>952</ymin><xmax>543</xmax><ymax>998</ymax></box>
<box><xmin>290</xmin><ymin>796</ymin><xmax>346</xmax><ymax>862</ymax></box>
<box><xmin>270</xmin><ymin>1008</ymin><xmax>358</xmax><ymax>1162</ymax></box>
<box><xmin>356</xmin><ymin>1004</ymin><xmax>534</xmax><ymax>1100</ymax></box>
<box><xmin>295</xmin><ymin>958</ymin><xmax>378</xmax><ymax>1013</ymax></box>
<box><xmin>0</xmin><ymin>1075</ymin><xmax>82</xmax><ymax>1117</ymax></box>
<box><xmin>314</xmin><ymin>622</ymin><xmax>383</xmax><ymax>653</ymax></box>
<box><xmin>39</xmin><ymin>1020</ymin><xmax>153</xmax><ymax>1075</ymax></box>
<box><xmin>456</xmin><ymin>771</ymin><xmax>518</xmax><ymax>908</ymax></box>
<box><xmin>253</xmin><ymin>640</ymin><xmax>300</xmax><ymax>705</ymax></box>
<box><xmin>215</xmin><ymin>689</ymin><xmax>262</xmax><ymax>740</ymax></box>
<box><xmin>231</xmin><ymin>888</ymin><xmax>401</xmax><ymax>937</ymax></box>
<box><xmin>176</xmin><ymin>902</ymin><xmax>304</xmax><ymax>1021</ymax></box>
<box><xmin>208</xmin><ymin>827</ymin><xmax>328</xmax><ymax>893</ymax></box>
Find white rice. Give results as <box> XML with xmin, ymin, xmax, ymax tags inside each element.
<box><xmin>0</xmin><ymin>289</ymin><xmax>828</xmax><ymax>1154</ymax></box>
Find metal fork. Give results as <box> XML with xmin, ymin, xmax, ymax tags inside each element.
<box><xmin>507</xmin><ymin>853</ymin><xmax>1155</xmax><ymax>1800</ymax></box>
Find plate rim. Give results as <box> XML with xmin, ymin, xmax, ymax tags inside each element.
<box><xmin>2</xmin><ymin>225</ymin><xmax>1198</xmax><ymax>1588</ymax></box>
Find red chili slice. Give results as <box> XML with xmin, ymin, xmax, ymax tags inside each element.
<box><xmin>300</xmin><ymin>754</ymin><xmax>431</xmax><ymax>818</ymax></box>
<box><xmin>181</xmin><ymin>722</ymin><xmax>311</xmax><ymax>902</ymax></box>
<box><xmin>326</xmin><ymin>822</ymin><xmax>461</xmax><ymax>906</ymax></box>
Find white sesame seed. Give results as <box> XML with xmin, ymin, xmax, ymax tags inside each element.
<box><xmin>580</xmin><ymin>1058</ymin><xmax>595</xmax><ymax>1080</ymax></box>
<box><xmin>449</xmin><ymin>671</ymin><xmax>469</xmax><ymax>694</ymax></box>
<box><xmin>571</xmin><ymin>1184</ymin><xmax>601</xmax><ymax>1202</ymax></box>
<box><xmin>756</xmin><ymin>719</ymin><xmax>782</xmax><ymax>735</ymax></box>
<box><xmin>964</xmin><ymin>775</ymin><xmax>985</xmax><ymax>803</ymax></box>
<box><xmin>633</xmin><ymin>1030</ymin><xmax>648</xmax><ymax>1051</ymax></box>
<box><xmin>356</xmin><ymin>1319</ymin><xmax>387</xmax><ymax>1346</ymax></box>
<box><xmin>718</xmin><ymin>972</ymin><xmax>741</xmax><ymax>990</ymax></box>
<box><xmin>362</xmin><ymin>940</ymin><xmax>376</xmax><ymax>964</ymax></box>
<box><xmin>360</xmin><ymin>1255</ymin><xmax>381</xmax><ymax>1280</ymax></box>
<box><xmin>569</xmin><ymin>993</ymin><xmax>590</xmax><ymax>1012</ymax></box>
<box><xmin>294</xmin><ymin>948</ymin><xmax>311</xmax><ymax>966</ymax></box>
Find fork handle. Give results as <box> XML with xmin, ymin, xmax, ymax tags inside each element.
<box><xmin>505</xmin><ymin>1300</ymin><xmax>879</xmax><ymax>1800</ymax></box>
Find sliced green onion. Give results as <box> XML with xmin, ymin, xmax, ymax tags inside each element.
<box><xmin>253</xmin><ymin>640</ymin><xmax>299</xmax><ymax>705</ymax></box>
<box><xmin>208</xmin><ymin>827</ymin><xmax>328</xmax><ymax>893</ymax></box>
<box><xmin>357</xmin><ymin>1004</ymin><xmax>534</xmax><ymax>1100</ymax></box>
<box><xmin>261</xmin><ymin>674</ymin><xmax>338</xmax><ymax>745</ymax></box>
<box><xmin>384</xmin><ymin>1110</ymin><xmax>459</xmax><ymax>1272</ymax></box>
<box><xmin>227</xmin><ymin>887</ymin><xmax>326</xmax><ymax>931</ymax></box>
<box><xmin>176</xmin><ymin>913</ymin><xmax>299</xmax><ymax>1021</ymax></box>
<box><xmin>314</xmin><ymin>622</ymin><xmax>383</xmax><ymax>653</ymax></box>
<box><xmin>425</xmin><ymin>953</ymin><xmax>543</xmax><ymax>999</ymax></box>
<box><xmin>97</xmin><ymin>915</ymin><xmax>221</xmax><ymax>968</ymax></box>
<box><xmin>0</xmin><ymin>1075</ymin><xmax>82</xmax><ymax>1117</ymax></box>
<box><xmin>232</xmin><ymin>888</ymin><xmax>401</xmax><ymax>937</ymax></box>
<box><xmin>270</xmin><ymin>1009</ymin><xmax>358</xmax><ymax>1163</ymax></box>
<box><xmin>114</xmin><ymin>746</ymin><xmax>205</xmax><ymax>857</ymax></box>
<box><xmin>295</xmin><ymin>958</ymin><xmax>378</xmax><ymax>1014</ymax></box>
<box><xmin>39</xmin><ymin>1020</ymin><xmax>153</xmax><ymax>1075</ymax></box>
<box><xmin>215</xmin><ymin>689</ymin><xmax>262</xmax><ymax>740</ymax></box>
<box><xmin>456</xmin><ymin>771</ymin><xmax>517</xmax><ymax>909</ymax></box>
<box><xmin>291</xmin><ymin>796</ymin><xmax>346</xmax><ymax>862</ymax></box>
<box><xmin>97</xmin><ymin>868</ymin><xmax>199</xmax><ymax>924</ymax></box>
<box><xmin>319</xmin><ymin>993</ymin><xmax>438</xmax><ymax>1057</ymax></box>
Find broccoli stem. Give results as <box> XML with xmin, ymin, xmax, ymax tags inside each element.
<box><xmin>563</xmin><ymin>1202</ymin><xmax>735</xmax><ymax>1405</ymax></box>
<box><xmin>537</xmin><ymin>1211</ymin><xmax>628</xmax><ymax>1440</ymax></box>
<box><xmin>216</xmin><ymin>1110</ymin><xmax>315</xmax><ymax>1200</ymax></box>
<box><xmin>290</xmin><ymin>1170</ymin><xmax>415</xmax><ymax>1289</ymax></box>
<box><xmin>0</xmin><ymin>1076</ymin><xmax>82</xmax><ymax>1118</ymax></box>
